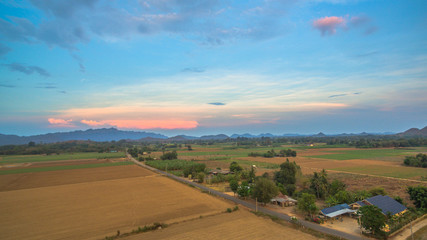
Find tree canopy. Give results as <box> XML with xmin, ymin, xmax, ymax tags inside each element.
<box><xmin>251</xmin><ymin>178</ymin><xmax>279</xmax><ymax>205</ymax></box>
<box><xmin>298</xmin><ymin>193</ymin><xmax>318</xmax><ymax>216</ymax></box>
<box><xmin>358</xmin><ymin>205</ymin><xmax>386</xmax><ymax>235</ymax></box>
<box><xmin>229</xmin><ymin>161</ymin><xmax>243</xmax><ymax>172</ymax></box>
<box><xmin>407</xmin><ymin>185</ymin><xmax>427</xmax><ymax>209</ymax></box>
<box><xmin>274</xmin><ymin>159</ymin><xmax>298</xmax><ymax>185</ymax></box>
<box><xmin>310</xmin><ymin>169</ymin><xmax>329</xmax><ymax>199</ymax></box>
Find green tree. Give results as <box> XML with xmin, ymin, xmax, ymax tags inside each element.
<box><xmin>229</xmin><ymin>161</ymin><xmax>243</xmax><ymax>173</ymax></box>
<box><xmin>274</xmin><ymin>159</ymin><xmax>298</xmax><ymax>185</ymax></box>
<box><xmin>329</xmin><ymin>179</ymin><xmax>346</xmax><ymax>196</ymax></box>
<box><xmin>310</xmin><ymin>169</ymin><xmax>329</xmax><ymax>199</ymax></box>
<box><xmin>229</xmin><ymin>179</ymin><xmax>239</xmax><ymax>196</ymax></box>
<box><xmin>251</xmin><ymin>178</ymin><xmax>279</xmax><ymax>205</ymax></box>
<box><xmin>369</xmin><ymin>187</ymin><xmax>387</xmax><ymax>196</ymax></box>
<box><xmin>325</xmin><ymin>196</ymin><xmax>340</xmax><ymax>207</ymax></box>
<box><xmin>298</xmin><ymin>193</ymin><xmax>318</xmax><ymax>217</ymax></box>
<box><xmin>407</xmin><ymin>186</ymin><xmax>427</xmax><ymax>209</ymax></box>
<box><xmin>353</xmin><ymin>190</ymin><xmax>372</xmax><ymax>201</ymax></box>
<box><xmin>197</xmin><ymin>172</ymin><xmax>205</xmax><ymax>183</ymax></box>
<box><xmin>248</xmin><ymin>166</ymin><xmax>256</xmax><ymax>183</ymax></box>
<box><xmin>161</xmin><ymin>150</ymin><xmax>178</xmax><ymax>160</ymax></box>
<box><xmin>285</xmin><ymin>184</ymin><xmax>296</xmax><ymax>196</ymax></box>
<box><xmin>358</xmin><ymin>205</ymin><xmax>386</xmax><ymax>235</ymax></box>
<box><xmin>237</xmin><ymin>181</ymin><xmax>251</xmax><ymax>199</ymax></box>
<box><xmin>333</xmin><ymin>190</ymin><xmax>353</xmax><ymax>204</ymax></box>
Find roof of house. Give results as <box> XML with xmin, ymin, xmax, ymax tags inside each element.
<box><xmin>271</xmin><ymin>193</ymin><xmax>297</xmax><ymax>203</ymax></box>
<box><xmin>354</xmin><ymin>201</ymin><xmax>367</xmax><ymax>207</ymax></box>
<box><xmin>365</xmin><ymin>195</ymin><xmax>407</xmax><ymax>215</ymax></box>
<box><xmin>321</xmin><ymin>204</ymin><xmax>356</xmax><ymax>218</ymax></box>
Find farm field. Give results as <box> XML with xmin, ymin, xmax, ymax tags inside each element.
<box><xmin>154</xmin><ymin>144</ymin><xmax>426</xmax><ymax>203</ymax></box>
<box><xmin>123</xmin><ymin>209</ymin><xmax>317</xmax><ymax>240</ymax></box>
<box><xmin>0</xmin><ymin>152</ymin><xmax>130</xmax><ymax>175</ymax></box>
<box><xmin>0</xmin><ymin>165</ymin><xmax>232</xmax><ymax>240</ymax></box>
<box><xmin>0</xmin><ymin>152</ymin><xmax>125</xmax><ymax>164</ymax></box>
<box><xmin>0</xmin><ymin>164</ymin><xmax>149</xmax><ymax>191</ymax></box>
<box><xmin>165</xmin><ymin>145</ymin><xmax>427</xmax><ymax>180</ymax></box>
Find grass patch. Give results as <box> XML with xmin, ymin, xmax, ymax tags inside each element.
<box><xmin>0</xmin><ymin>161</ymin><xmax>133</xmax><ymax>175</ymax></box>
<box><xmin>146</xmin><ymin>159</ymin><xmax>205</xmax><ymax>171</ymax></box>
<box><xmin>332</xmin><ymin>165</ymin><xmax>427</xmax><ymax>179</ymax></box>
<box><xmin>105</xmin><ymin>222</ymin><xmax>167</xmax><ymax>240</ymax></box>
<box><xmin>309</xmin><ymin>148</ymin><xmax>421</xmax><ymax>161</ymax></box>
<box><xmin>0</xmin><ymin>152</ymin><xmax>125</xmax><ymax>164</ymax></box>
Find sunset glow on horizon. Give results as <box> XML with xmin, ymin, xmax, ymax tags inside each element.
<box><xmin>0</xmin><ymin>0</ymin><xmax>426</xmax><ymax>136</ymax></box>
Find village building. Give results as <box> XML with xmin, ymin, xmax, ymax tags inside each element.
<box><xmin>350</xmin><ymin>195</ymin><xmax>407</xmax><ymax>216</ymax></box>
<box><xmin>270</xmin><ymin>193</ymin><xmax>298</xmax><ymax>207</ymax></box>
<box><xmin>208</xmin><ymin>169</ymin><xmax>233</xmax><ymax>175</ymax></box>
<box><xmin>320</xmin><ymin>203</ymin><xmax>356</xmax><ymax>219</ymax></box>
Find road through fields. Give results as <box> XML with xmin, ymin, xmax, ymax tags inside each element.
<box><xmin>128</xmin><ymin>154</ymin><xmax>363</xmax><ymax>240</ymax></box>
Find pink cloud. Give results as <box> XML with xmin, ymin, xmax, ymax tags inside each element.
<box><xmin>48</xmin><ymin>118</ymin><xmax>74</xmax><ymax>127</ymax></box>
<box><xmin>313</xmin><ymin>16</ymin><xmax>346</xmax><ymax>36</ymax></box>
<box><xmin>81</xmin><ymin>119</ymin><xmax>106</xmax><ymax>127</ymax></box>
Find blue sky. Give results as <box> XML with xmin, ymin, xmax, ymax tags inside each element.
<box><xmin>0</xmin><ymin>0</ymin><xmax>426</xmax><ymax>136</ymax></box>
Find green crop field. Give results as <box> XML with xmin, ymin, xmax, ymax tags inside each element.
<box><xmin>178</xmin><ymin>147</ymin><xmax>283</xmax><ymax>158</ymax></box>
<box><xmin>332</xmin><ymin>165</ymin><xmax>427</xmax><ymax>179</ymax></box>
<box><xmin>0</xmin><ymin>161</ymin><xmax>133</xmax><ymax>175</ymax></box>
<box><xmin>0</xmin><ymin>152</ymin><xmax>125</xmax><ymax>164</ymax></box>
<box><xmin>309</xmin><ymin>148</ymin><xmax>424</xmax><ymax>161</ymax></box>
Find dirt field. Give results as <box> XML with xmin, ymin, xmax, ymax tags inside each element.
<box><xmin>0</xmin><ymin>158</ymin><xmax>123</xmax><ymax>170</ymax></box>
<box><xmin>0</xmin><ymin>165</ymin><xmax>152</xmax><ymax>191</ymax></box>
<box><xmin>0</xmin><ymin>167</ymin><xmax>232</xmax><ymax>240</ymax></box>
<box><xmin>123</xmin><ymin>210</ymin><xmax>318</xmax><ymax>240</ymax></box>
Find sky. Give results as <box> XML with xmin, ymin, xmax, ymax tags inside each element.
<box><xmin>0</xmin><ymin>0</ymin><xmax>426</xmax><ymax>137</ymax></box>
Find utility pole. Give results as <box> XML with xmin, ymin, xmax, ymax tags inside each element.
<box><xmin>256</xmin><ymin>198</ymin><xmax>258</xmax><ymax>212</ymax></box>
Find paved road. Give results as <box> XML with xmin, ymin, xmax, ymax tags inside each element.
<box><xmin>128</xmin><ymin>155</ymin><xmax>362</xmax><ymax>240</ymax></box>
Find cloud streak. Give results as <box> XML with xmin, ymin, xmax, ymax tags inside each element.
<box><xmin>48</xmin><ymin>118</ymin><xmax>74</xmax><ymax>127</ymax></box>
<box><xmin>3</xmin><ymin>63</ymin><xmax>50</xmax><ymax>77</ymax></box>
<box><xmin>208</xmin><ymin>102</ymin><xmax>226</xmax><ymax>106</ymax></box>
<box><xmin>313</xmin><ymin>15</ymin><xmax>377</xmax><ymax>36</ymax></box>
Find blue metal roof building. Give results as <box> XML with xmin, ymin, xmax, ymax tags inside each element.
<box><xmin>320</xmin><ymin>203</ymin><xmax>356</xmax><ymax>218</ymax></box>
<box><xmin>364</xmin><ymin>195</ymin><xmax>407</xmax><ymax>215</ymax></box>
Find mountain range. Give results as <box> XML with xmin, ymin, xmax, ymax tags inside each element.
<box><xmin>0</xmin><ymin>126</ymin><xmax>425</xmax><ymax>146</ymax></box>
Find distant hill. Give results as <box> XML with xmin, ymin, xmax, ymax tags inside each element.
<box><xmin>0</xmin><ymin>128</ymin><xmax>168</xmax><ymax>146</ymax></box>
<box><xmin>199</xmin><ymin>134</ymin><xmax>229</xmax><ymax>140</ymax></box>
<box><xmin>398</xmin><ymin>126</ymin><xmax>427</xmax><ymax>136</ymax></box>
<box><xmin>1</xmin><ymin>126</ymin><xmax>424</xmax><ymax>146</ymax></box>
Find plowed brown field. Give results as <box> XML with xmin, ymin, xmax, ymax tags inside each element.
<box><xmin>0</xmin><ymin>165</ymin><xmax>153</xmax><ymax>191</ymax></box>
<box><xmin>0</xmin><ymin>168</ymin><xmax>231</xmax><ymax>240</ymax></box>
<box><xmin>123</xmin><ymin>210</ymin><xmax>317</xmax><ymax>240</ymax></box>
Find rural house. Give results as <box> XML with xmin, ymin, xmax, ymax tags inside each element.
<box><xmin>350</xmin><ymin>195</ymin><xmax>407</xmax><ymax>216</ymax></box>
<box><xmin>270</xmin><ymin>193</ymin><xmax>298</xmax><ymax>207</ymax></box>
<box><xmin>320</xmin><ymin>203</ymin><xmax>356</xmax><ymax>219</ymax></box>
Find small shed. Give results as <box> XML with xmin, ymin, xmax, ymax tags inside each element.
<box><xmin>320</xmin><ymin>204</ymin><xmax>356</xmax><ymax>218</ymax></box>
<box><xmin>271</xmin><ymin>193</ymin><xmax>297</xmax><ymax>207</ymax></box>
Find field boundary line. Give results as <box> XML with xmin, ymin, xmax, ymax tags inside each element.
<box><xmin>305</xmin><ymin>167</ymin><xmax>427</xmax><ymax>184</ymax></box>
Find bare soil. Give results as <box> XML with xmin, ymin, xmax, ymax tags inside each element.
<box><xmin>0</xmin><ymin>165</ymin><xmax>152</xmax><ymax>191</ymax></box>
<box><xmin>123</xmin><ymin>210</ymin><xmax>318</xmax><ymax>240</ymax></box>
<box><xmin>0</xmin><ymin>171</ymin><xmax>231</xmax><ymax>240</ymax></box>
